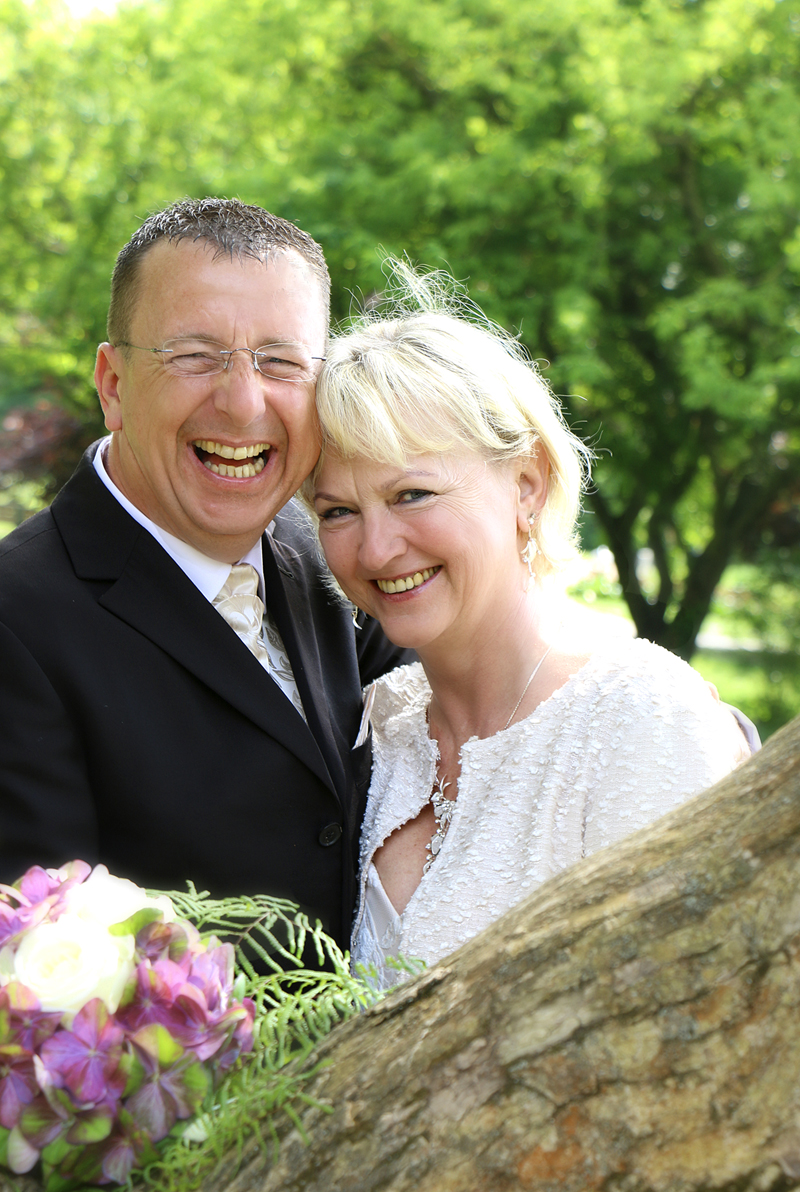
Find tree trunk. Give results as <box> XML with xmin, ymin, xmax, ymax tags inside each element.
<box><xmin>4</xmin><ymin>716</ymin><xmax>799</xmax><ymax>1192</ymax></box>
<box><xmin>204</xmin><ymin>714</ymin><xmax>800</xmax><ymax>1192</ymax></box>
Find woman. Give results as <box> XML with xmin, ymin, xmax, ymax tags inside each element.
<box><xmin>305</xmin><ymin>270</ymin><xmax>751</xmax><ymax>989</ymax></box>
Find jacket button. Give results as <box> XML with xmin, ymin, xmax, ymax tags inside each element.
<box><xmin>319</xmin><ymin>823</ymin><xmax>342</xmax><ymax>847</ymax></box>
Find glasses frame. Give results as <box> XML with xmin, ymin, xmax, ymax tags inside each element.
<box><xmin>115</xmin><ymin>340</ymin><xmax>326</xmax><ymax>382</ymax></box>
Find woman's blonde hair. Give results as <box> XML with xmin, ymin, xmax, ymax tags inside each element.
<box><xmin>305</xmin><ymin>262</ymin><xmax>592</xmax><ymax>575</ymax></box>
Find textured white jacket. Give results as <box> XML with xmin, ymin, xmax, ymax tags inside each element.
<box><xmin>352</xmin><ymin>640</ymin><xmax>742</xmax><ymax>988</ymax></box>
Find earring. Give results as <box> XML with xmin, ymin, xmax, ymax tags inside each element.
<box><xmin>352</xmin><ymin>604</ymin><xmax>362</xmax><ymax>630</ymax></box>
<box><xmin>521</xmin><ymin>513</ymin><xmax>539</xmax><ymax>585</ymax></box>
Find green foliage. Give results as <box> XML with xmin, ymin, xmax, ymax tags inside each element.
<box><xmin>693</xmin><ymin>647</ymin><xmax>800</xmax><ymax>744</ymax></box>
<box><xmin>0</xmin><ymin>0</ymin><xmax>798</xmax><ymax>659</ymax></box>
<box><xmin>0</xmin><ymin>474</ymin><xmax>47</xmax><ymax>536</ymax></box>
<box><xmin>131</xmin><ymin>888</ymin><xmax>380</xmax><ymax>1192</ymax></box>
<box><xmin>710</xmin><ymin>557</ymin><xmax>800</xmax><ymax>654</ymax></box>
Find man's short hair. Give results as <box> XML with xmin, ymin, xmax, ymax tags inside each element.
<box><xmin>107</xmin><ymin>197</ymin><xmax>331</xmax><ymax>343</ymax></box>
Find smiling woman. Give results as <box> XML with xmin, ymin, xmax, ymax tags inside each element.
<box><xmin>306</xmin><ymin>262</ymin><xmax>755</xmax><ymax>990</ymax></box>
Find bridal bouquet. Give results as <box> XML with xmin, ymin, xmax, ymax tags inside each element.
<box><xmin>0</xmin><ymin>860</ymin><xmax>256</xmax><ymax>1189</ymax></box>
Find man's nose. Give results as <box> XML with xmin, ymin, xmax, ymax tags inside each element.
<box><xmin>212</xmin><ymin>353</ymin><xmax>269</xmax><ymax>425</ymax></box>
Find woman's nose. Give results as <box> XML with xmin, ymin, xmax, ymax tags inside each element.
<box><xmin>358</xmin><ymin>514</ymin><xmax>405</xmax><ymax>573</ymax></box>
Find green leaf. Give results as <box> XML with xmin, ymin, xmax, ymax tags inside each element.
<box><xmin>108</xmin><ymin>905</ymin><xmax>163</xmax><ymax>937</ymax></box>
<box><xmin>132</xmin><ymin>1022</ymin><xmax>184</xmax><ymax>1067</ymax></box>
<box><xmin>66</xmin><ymin>1110</ymin><xmax>114</xmax><ymax>1144</ymax></box>
<box><xmin>40</xmin><ymin>1131</ymin><xmax>75</xmax><ymax>1167</ymax></box>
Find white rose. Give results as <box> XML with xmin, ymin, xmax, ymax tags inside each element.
<box><xmin>65</xmin><ymin>864</ymin><xmax>175</xmax><ymax>929</ymax></box>
<box><xmin>0</xmin><ymin>943</ymin><xmax>15</xmax><ymax>985</ymax></box>
<box><xmin>10</xmin><ymin>911</ymin><xmax>135</xmax><ymax>1017</ymax></box>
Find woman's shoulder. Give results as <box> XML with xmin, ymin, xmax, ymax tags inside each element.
<box><xmin>589</xmin><ymin>635</ymin><xmax>706</xmax><ymax>686</ymax></box>
<box><xmin>368</xmin><ymin>661</ymin><xmax>431</xmax><ymax>729</ymax></box>
<box><xmin>574</xmin><ymin>636</ymin><xmax>712</xmax><ymax>712</ymax></box>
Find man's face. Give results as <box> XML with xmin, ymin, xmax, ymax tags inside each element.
<box><xmin>96</xmin><ymin>238</ymin><xmax>327</xmax><ymax>562</ymax></box>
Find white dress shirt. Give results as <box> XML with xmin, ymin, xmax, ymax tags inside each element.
<box><xmin>93</xmin><ymin>437</ymin><xmax>305</xmax><ymax>719</ymax></box>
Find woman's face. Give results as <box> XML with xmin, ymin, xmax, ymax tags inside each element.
<box><xmin>314</xmin><ymin>450</ymin><xmax>532</xmax><ymax>654</ymax></box>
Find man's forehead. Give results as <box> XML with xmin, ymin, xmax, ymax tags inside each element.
<box><xmin>137</xmin><ymin>236</ymin><xmax>318</xmax><ymax>291</ymax></box>
<box><xmin>131</xmin><ymin>237</ymin><xmax>328</xmax><ymax>336</ymax></box>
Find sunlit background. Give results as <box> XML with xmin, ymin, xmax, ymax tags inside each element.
<box><xmin>1</xmin><ymin>0</ymin><xmax>798</xmax><ymax>738</ymax></box>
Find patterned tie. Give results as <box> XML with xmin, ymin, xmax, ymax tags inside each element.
<box><xmin>212</xmin><ymin>564</ymin><xmax>270</xmax><ymax>669</ymax></box>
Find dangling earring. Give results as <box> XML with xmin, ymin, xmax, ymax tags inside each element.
<box><xmin>521</xmin><ymin>513</ymin><xmax>539</xmax><ymax>587</ymax></box>
<box><xmin>352</xmin><ymin>604</ymin><xmax>362</xmax><ymax>630</ymax></box>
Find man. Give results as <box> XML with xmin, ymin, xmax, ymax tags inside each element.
<box><xmin>0</xmin><ymin>198</ymin><xmax>409</xmax><ymax>949</ymax></box>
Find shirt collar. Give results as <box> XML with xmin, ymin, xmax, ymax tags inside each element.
<box><xmin>93</xmin><ymin>436</ymin><xmax>268</xmax><ymax>602</ymax></box>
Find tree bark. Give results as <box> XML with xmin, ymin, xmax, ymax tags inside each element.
<box><xmin>204</xmin><ymin>714</ymin><xmax>800</xmax><ymax>1192</ymax></box>
<box><xmin>4</xmin><ymin>716</ymin><xmax>799</xmax><ymax>1192</ymax></box>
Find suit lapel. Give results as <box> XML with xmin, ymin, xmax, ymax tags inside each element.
<box><xmin>51</xmin><ymin>452</ymin><xmax>334</xmax><ymax>793</ymax></box>
<box><xmin>262</xmin><ymin>532</ymin><xmax>348</xmax><ymax>799</ymax></box>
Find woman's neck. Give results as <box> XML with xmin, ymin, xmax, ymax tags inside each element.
<box><xmin>422</xmin><ymin>584</ymin><xmax>564</xmax><ymax>746</ymax></box>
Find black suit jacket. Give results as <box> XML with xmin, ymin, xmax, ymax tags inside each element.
<box><xmin>0</xmin><ymin>448</ymin><xmax>410</xmax><ymax>947</ymax></box>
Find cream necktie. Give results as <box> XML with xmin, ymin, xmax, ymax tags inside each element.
<box><xmin>213</xmin><ymin>564</ymin><xmax>270</xmax><ymax>669</ymax></box>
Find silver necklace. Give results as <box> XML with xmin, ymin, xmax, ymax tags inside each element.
<box><xmin>422</xmin><ymin>774</ymin><xmax>455</xmax><ymax>875</ymax></box>
<box><xmin>502</xmin><ymin>643</ymin><xmax>553</xmax><ymax>731</ymax></box>
<box><xmin>424</xmin><ymin>643</ymin><xmax>553</xmax><ymax>872</ymax></box>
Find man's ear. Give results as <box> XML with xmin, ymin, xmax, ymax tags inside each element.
<box><xmin>95</xmin><ymin>343</ymin><xmax>124</xmax><ymax>432</ymax></box>
<box><xmin>516</xmin><ymin>446</ymin><xmax>550</xmax><ymax>535</ymax></box>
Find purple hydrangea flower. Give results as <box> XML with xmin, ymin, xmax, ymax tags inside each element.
<box><xmin>40</xmin><ymin>999</ymin><xmax>127</xmax><ymax>1105</ymax></box>
<box><xmin>126</xmin><ymin>1024</ymin><xmax>210</xmax><ymax>1142</ymax></box>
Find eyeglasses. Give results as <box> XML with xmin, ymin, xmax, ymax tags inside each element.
<box><xmin>115</xmin><ymin>339</ymin><xmax>326</xmax><ymax>383</ymax></box>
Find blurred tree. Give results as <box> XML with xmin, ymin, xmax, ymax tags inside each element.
<box><xmin>0</xmin><ymin>0</ymin><xmax>797</xmax><ymax>657</ymax></box>
<box><xmin>276</xmin><ymin>0</ymin><xmax>800</xmax><ymax>659</ymax></box>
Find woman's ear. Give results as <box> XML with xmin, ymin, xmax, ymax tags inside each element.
<box><xmin>516</xmin><ymin>447</ymin><xmax>550</xmax><ymax>535</ymax></box>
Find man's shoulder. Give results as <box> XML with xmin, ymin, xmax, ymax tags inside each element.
<box><xmin>270</xmin><ymin>499</ymin><xmax>326</xmax><ymax>575</ymax></box>
<box><xmin>0</xmin><ymin>506</ymin><xmax>60</xmax><ymax>567</ymax></box>
<box><xmin>0</xmin><ymin>448</ymin><xmax>137</xmax><ymax>604</ymax></box>
<box><xmin>272</xmin><ymin>498</ymin><xmax>318</xmax><ymax>547</ymax></box>
<box><xmin>0</xmin><ymin>444</ymin><xmax>107</xmax><ymax>565</ymax></box>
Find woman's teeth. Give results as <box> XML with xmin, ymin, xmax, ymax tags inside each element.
<box><xmin>193</xmin><ymin>440</ymin><xmax>268</xmax><ymax>478</ymax></box>
<box><xmin>377</xmin><ymin>567</ymin><xmax>439</xmax><ymax>594</ymax></box>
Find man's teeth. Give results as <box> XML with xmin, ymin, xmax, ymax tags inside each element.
<box><xmin>194</xmin><ymin>440</ymin><xmax>268</xmax><ymax>459</ymax></box>
<box><xmin>193</xmin><ymin>440</ymin><xmax>269</xmax><ymax>478</ymax></box>
<box><xmin>204</xmin><ymin>458</ymin><xmax>266</xmax><ymax>478</ymax></box>
<box><xmin>377</xmin><ymin>567</ymin><xmax>438</xmax><ymax>594</ymax></box>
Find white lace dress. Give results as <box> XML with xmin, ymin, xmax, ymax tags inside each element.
<box><xmin>351</xmin><ymin>638</ymin><xmax>742</xmax><ymax>989</ymax></box>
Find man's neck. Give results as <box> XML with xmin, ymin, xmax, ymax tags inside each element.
<box><xmin>92</xmin><ymin>437</ymin><xmax>267</xmax><ymax>601</ymax></box>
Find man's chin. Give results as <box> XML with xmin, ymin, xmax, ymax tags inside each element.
<box><xmin>175</xmin><ymin>495</ymin><xmax>282</xmax><ymax>560</ymax></box>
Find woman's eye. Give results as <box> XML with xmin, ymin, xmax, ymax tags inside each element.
<box><xmin>318</xmin><ymin>505</ymin><xmax>354</xmax><ymax>521</ymax></box>
<box><xmin>396</xmin><ymin>489</ymin><xmax>432</xmax><ymax>504</ymax></box>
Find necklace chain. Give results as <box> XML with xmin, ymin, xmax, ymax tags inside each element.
<box><xmin>424</xmin><ymin>643</ymin><xmax>553</xmax><ymax>872</ymax></box>
<box><xmin>502</xmin><ymin>643</ymin><xmax>553</xmax><ymax>731</ymax></box>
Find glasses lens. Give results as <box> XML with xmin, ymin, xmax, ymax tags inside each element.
<box><xmin>162</xmin><ymin>341</ymin><xmax>227</xmax><ymax>376</ymax></box>
<box><xmin>157</xmin><ymin>341</ymin><xmax>317</xmax><ymax>381</ymax></box>
<box><xmin>254</xmin><ymin>344</ymin><xmax>314</xmax><ymax>381</ymax></box>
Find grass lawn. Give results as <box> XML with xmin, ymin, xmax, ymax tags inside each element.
<box><xmin>566</xmin><ymin>573</ymin><xmax>799</xmax><ymax>743</ymax></box>
<box><xmin>692</xmin><ymin>648</ymin><xmax>800</xmax><ymax>744</ymax></box>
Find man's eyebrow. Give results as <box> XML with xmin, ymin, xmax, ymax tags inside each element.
<box><xmin>160</xmin><ymin>332</ymin><xmax>225</xmax><ymax>344</ymax></box>
<box><xmin>162</xmin><ymin>333</ymin><xmax>305</xmax><ymax>347</ymax></box>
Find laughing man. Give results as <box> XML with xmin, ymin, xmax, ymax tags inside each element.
<box><xmin>0</xmin><ymin>198</ymin><xmax>410</xmax><ymax>948</ymax></box>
